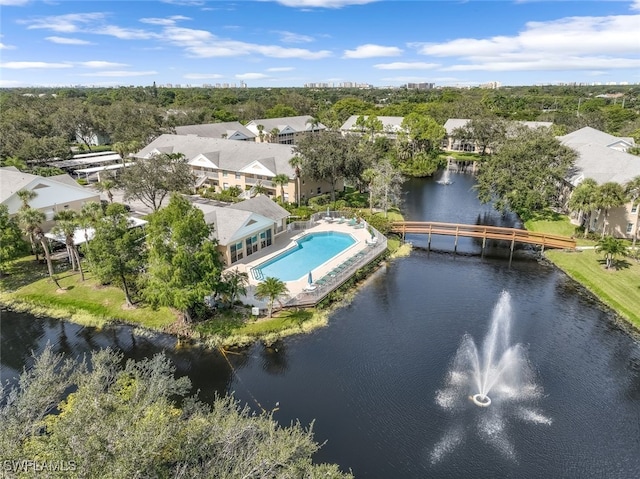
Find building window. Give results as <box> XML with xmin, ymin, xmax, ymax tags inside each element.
<box><xmin>235</xmin><ymin>172</ymin><xmax>241</xmax><ymax>180</ymax></box>
<box><xmin>627</xmin><ymin>223</ymin><xmax>634</xmax><ymax>234</ymax></box>
<box><xmin>230</xmin><ymin>243</ymin><xmax>238</xmax><ymax>263</ymax></box>
<box><xmin>632</xmin><ymin>204</ymin><xmax>638</xmax><ymax>214</ymax></box>
<box><xmin>317</xmin><ymin>187</ymin><xmax>321</xmax><ymax>194</ymax></box>
<box><xmin>223</xmin><ymin>183</ymin><xmax>229</xmax><ymax>190</ymax></box>
<box><xmin>222</xmin><ymin>171</ymin><xmax>228</xmax><ymax>177</ymax></box>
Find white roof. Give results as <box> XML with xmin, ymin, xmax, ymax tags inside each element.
<box><xmin>49</xmin><ymin>153</ymin><xmax>122</xmax><ymax>169</ymax></box>
<box><xmin>0</xmin><ymin>169</ymin><xmax>99</xmax><ymax>215</ymax></box>
<box><xmin>45</xmin><ymin>217</ymin><xmax>147</xmax><ymax>245</ymax></box>
<box><xmin>245</xmin><ymin>115</ymin><xmax>326</xmax><ymax>134</ymax></box>
<box><xmin>443</xmin><ymin>119</ymin><xmax>552</xmax><ymax>135</ymax></box>
<box><xmin>74</xmin><ymin>162</ymin><xmax>134</xmax><ymax>174</ymax></box>
<box><xmin>558</xmin><ymin>127</ymin><xmax>640</xmax><ymax>186</ymax></box>
<box><xmin>340</xmin><ymin>115</ymin><xmax>405</xmax><ymax>133</ymax></box>
<box><xmin>136</xmin><ymin>134</ymin><xmax>296</xmax><ymax>178</ymax></box>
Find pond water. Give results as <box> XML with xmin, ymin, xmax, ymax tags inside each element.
<box><xmin>2</xmin><ymin>170</ymin><xmax>640</xmax><ymax>478</ymax></box>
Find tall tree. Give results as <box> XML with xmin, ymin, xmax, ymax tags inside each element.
<box><xmin>596</xmin><ymin>182</ymin><xmax>626</xmax><ymax>237</ymax></box>
<box><xmin>143</xmin><ymin>194</ymin><xmax>224</xmax><ymax>321</ymax></box>
<box><xmin>268</xmin><ymin>127</ymin><xmax>280</xmax><ymax>143</ymax></box>
<box><xmin>273</xmin><ymin>174</ymin><xmax>290</xmax><ymax>202</ymax></box>
<box><xmin>52</xmin><ymin>210</ymin><xmax>84</xmax><ymax>281</ymax></box>
<box><xmin>0</xmin><ymin>205</ymin><xmax>28</xmax><ymax>276</ymax></box>
<box><xmin>0</xmin><ymin>347</ymin><xmax>352</xmax><ymax>478</ymax></box>
<box><xmin>119</xmin><ymin>153</ymin><xmax>194</xmax><ymax>212</ymax></box>
<box><xmin>289</xmin><ymin>155</ymin><xmax>303</xmax><ymax>207</ymax></box>
<box><xmin>94</xmin><ymin>177</ymin><xmax>116</xmax><ymax>203</ymax></box>
<box><xmin>16</xmin><ymin>189</ymin><xmax>39</xmax><ymax>260</ymax></box>
<box><xmin>255</xmin><ymin>277</ymin><xmax>289</xmax><ymax>318</ymax></box>
<box><xmin>401</xmin><ymin>113</ymin><xmax>446</xmax><ymax>154</ymax></box>
<box><xmin>368</xmin><ymin>158</ymin><xmax>405</xmax><ymax>217</ymax></box>
<box><xmin>475</xmin><ymin>126</ymin><xmax>578</xmax><ymax>219</ymax></box>
<box><xmin>294</xmin><ymin>131</ymin><xmax>367</xmax><ymax>203</ymax></box>
<box><xmin>451</xmin><ymin>117</ymin><xmax>508</xmax><ymax>155</ymax></box>
<box><xmin>625</xmin><ymin>176</ymin><xmax>640</xmax><ymax>247</ymax></box>
<box><xmin>17</xmin><ymin>207</ymin><xmax>61</xmax><ymax>289</ymax></box>
<box><xmin>221</xmin><ymin>268</ymin><xmax>249</xmax><ymax>308</ymax></box>
<box><xmin>568</xmin><ymin>178</ymin><xmax>599</xmax><ymax>237</ymax></box>
<box><xmin>83</xmin><ymin>204</ymin><xmax>146</xmax><ymax>306</ymax></box>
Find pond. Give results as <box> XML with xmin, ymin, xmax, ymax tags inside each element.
<box><xmin>2</xmin><ymin>171</ymin><xmax>639</xmax><ymax>478</ymax></box>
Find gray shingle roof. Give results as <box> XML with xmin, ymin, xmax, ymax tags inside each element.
<box><xmin>136</xmin><ymin>134</ymin><xmax>296</xmax><ymax>177</ymax></box>
<box><xmin>245</xmin><ymin>115</ymin><xmax>326</xmax><ymax>134</ymax></box>
<box><xmin>558</xmin><ymin>127</ymin><xmax>640</xmax><ymax>186</ymax></box>
<box><xmin>340</xmin><ymin>115</ymin><xmax>405</xmax><ymax>133</ymax></box>
<box><xmin>230</xmin><ymin>194</ymin><xmax>289</xmax><ymax>221</ymax></box>
<box><xmin>443</xmin><ymin>119</ymin><xmax>552</xmax><ymax>135</ymax></box>
<box><xmin>174</xmin><ymin>122</ymin><xmax>255</xmax><ymax>140</ymax></box>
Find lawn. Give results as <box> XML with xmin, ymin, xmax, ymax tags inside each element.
<box><xmin>545</xmin><ymin>249</ymin><xmax>640</xmax><ymax>330</ymax></box>
<box><xmin>1</xmin><ymin>257</ymin><xmax>177</xmax><ymax>329</ymax></box>
<box><xmin>525</xmin><ymin>212</ymin><xmax>593</xmax><ymax>246</ymax></box>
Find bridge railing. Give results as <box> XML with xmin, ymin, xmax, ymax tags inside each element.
<box><xmin>390</xmin><ymin>221</ymin><xmax>576</xmax><ymax>249</ymax></box>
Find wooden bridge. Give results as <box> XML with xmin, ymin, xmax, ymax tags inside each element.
<box><xmin>390</xmin><ymin>221</ymin><xmax>576</xmax><ymax>257</ymax></box>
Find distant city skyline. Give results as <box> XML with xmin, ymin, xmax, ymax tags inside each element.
<box><xmin>1</xmin><ymin>0</ymin><xmax>639</xmax><ymax>89</ymax></box>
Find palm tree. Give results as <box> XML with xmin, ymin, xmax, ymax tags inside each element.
<box><xmin>95</xmin><ymin>178</ymin><xmax>116</xmax><ymax>203</ymax></box>
<box><xmin>273</xmin><ymin>174</ymin><xmax>290</xmax><ymax>202</ymax></box>
<box><xmin>78</xmin><ymin>201</ymin><xmax>104</xmax><ymax>271</ymax></box>
<box><xmin>306</xmin><ymin>116</ymin><xmax>320</xmax><ymax>132</ymax></box>
<box><xmin>568</xmin><ymin>178</ymin><xmax>598</xmax><ymax>237</ymax></box>
<box><xmin>2</xmin><ymin>156</ymin><xmax>27</xmax><ymax>170</ymax></box>
<box><xmin>221</xmin><ymin>268</ymin><xmax>249</xmax><ymax>308</ymax></box>
<box><xmin>17</xmin><ymin>207</ymin><xmax>62</xmax><ymax>288</ymax></box>
<box><xmin>596</xmin><ymin>182</ymin><xmax>626</xmax><ymax>237</ymax></box>
<box><xmin>16</xmin><ymin>189</ymin><xmax>39</xmax><ymax>260</ymax></box>
<box><xmin>257</xmin><ymin>124</ymin><xmax>265</xmax><ymax>142</ymax></box>
<box><xmin>113</xmin><ymin>140</ymin><xmax>141</xmax><ymax>169</ymax></box>
<box><xmin>361</xmin><ymin>168</ymin><xmax>378</xmax><ymax>213</ymax></box>
<box><xmin>595</xmin><ymin>236</ymin><xmax>628</xmax><ymax>269</ymax></box>
<box><xmin>255</xmin><ymin>277</ymin><xmax>289</xmax><ymax>318</ymax></box>
<box><xmin>252</xmin><ymin>181</ymin><xmax>268</xmax><ymax>197</ymax></box>
<box><xmin>624</xmin><ymin>176</ymin><xmax>640</xmax><ymax>248</ymax></box>
<box><xmin>269</xmin><ymin>127</ymin><xmax>280</xmax><ymax>143</ymax></box>
<box><xmin>53</xmin><ymin>210</ymin><xmax>84</xmax><ymax>281</ymax></box>
<box><xmin>289</xmin><ymin>156</ymin><xmax>302</xmax><ymax>207</ymax></box>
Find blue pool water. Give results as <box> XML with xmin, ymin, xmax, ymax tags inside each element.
<box><xmin>255</xmin><ymin>232</ymin><xmax>355</xmax><ymax>281</ymax></box>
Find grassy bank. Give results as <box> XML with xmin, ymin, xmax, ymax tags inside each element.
<box><xmin>526</xmin><ymin>216</ymin><xmax>640</xmax><ymax>331</ymax></box>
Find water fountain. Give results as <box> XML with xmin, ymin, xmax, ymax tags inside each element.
<box><xmin>436</xmin><ymin>168</ymin><xmax>452</xmax><ymax>185</ymax></box>
<box><xmin>431</xmin><ymin>291</ymin><xmax>551</xmax><ymax>463</ymax></box>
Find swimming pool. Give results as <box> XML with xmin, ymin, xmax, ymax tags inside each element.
<box><xmin>254</xmin><ymin>231</ymin><xmax>355</xmax><ymax>281</ymax></box>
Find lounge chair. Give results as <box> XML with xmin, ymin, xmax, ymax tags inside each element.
<box><xmin>347</xmin><ymin>218</ymin><xmax>357</xmax><ymax>227</ymax></box>
<box><xmin>354</xmin><ymin>222</ymin><xmax>365</xmax><ymax>229</ymax></box>
<box><xmin>366</xmin><ymin>236</ymin><xmax>378</xmax><ymax>246</ymax></box>
<box><xmin>337</xmin><ymin>216</ymin><xmax>346</xmax><ymax>224</ymax></box>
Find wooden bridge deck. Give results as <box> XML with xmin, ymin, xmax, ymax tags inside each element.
<box><xmin>390</xmin><ymin>221</ymin><xmax>576</xmax><ymax>251</ymax></box>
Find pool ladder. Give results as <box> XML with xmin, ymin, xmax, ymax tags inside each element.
<box><xmin>250</xmin><ymin>267</ymin><xmax>265</xmax><ymax>281</ymax></box>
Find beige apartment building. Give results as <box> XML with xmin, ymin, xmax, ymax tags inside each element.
<box><xmin>136</xmin><ymin>134</ymin><xmax>336</xmax><ymax>204</ymax></box>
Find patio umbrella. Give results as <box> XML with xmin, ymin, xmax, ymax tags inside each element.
<box><xmin>308</xmin><ymin>271</ymin><xmax>313</xmax><ymax>285</ymax></box>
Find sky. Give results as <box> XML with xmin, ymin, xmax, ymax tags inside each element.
<box><xmin>0</xmin><ymin>0</ymin><xmax>639</xmax><ymax>88</ymax></box>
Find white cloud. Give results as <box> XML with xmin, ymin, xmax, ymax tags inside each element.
<box><xmin>162</xmin><ymin>26</ymin><xmax>331</xmax><ymax>59</ymax></box>
<box><xmin>20</xmin><ymin>12</ymin><xmax>106</xmax><ymax>33</ymax></box>
<box><xmin>0</xmin><ymin>42</ymin><xmax>16</xmax><ymax>50</ymax></box>
<box><xmin>236</xmin><ymin>72</ymin><xmax>269</xmax><ymax>80</ymax></box>
<box><xmin>343</xmin><ymin>44</ymin><xmax>402</xmax><ymax>59</ymax></box>
<box><xmin>0</xmin><ymin>0</ymin><xmax>30</xmax><ymax>5</ymax></box>
<box><xmin>78</xmin><ymin>70</ymin><xmax>158</xmax><ymax>77</ymax></box>
<box><xmin>79</xmin><ymin>61</ymin><xmax>128</xmax><ymax>69</ymax></box>
<box><xmin>274</xmin><ymin>0</ymin><xmax>377</xmax><ymax>8</ymax></box>
<box><xmin>160</xmin><ymin>0</ymin><xmax>205</xmax><ymax>5</ymax></box>
<box><xmin>95</xmin><ymin>25</ymin><xmax>159</xmax><ymax>40</ymax></box>
<box><xmin>632</xmin><ymin>0</ymin><xmax>640</xmax><ymax>11</ymax></box>
<box><xmin>273</xmin><ymin>30</ymin><xmax>314</xmax><ymax>43</ymax></box>
<box><xmin>140</xmin><ymin>15</ymin><xmax>191</xmax><ymax>26</ymax></box>
<box><xmin>183</xmin><ymin>73</ymin><xmax>224</xmax><ymax>79</ymax></box>
<box><xmin>46</xmin><ymin>36</ymin><xmax>93</xmax><ymax>45</ymax></box>
<box><xmin>1</xmin><ymin>61</ymin><xmax>72</xmax><ymax>69</ymax></box>
<box><xmin>418</xmin><ymin>12</ymin><xmax>640</xmax><ymax>74</ymax></box>
<box><xmin>374</xmin><ymin>62</ymin><xmax>439</xmax><ymax>70</ymax></box>
<box><xmin>267</xmin><ymin>66</ymin><xmax>295</xmax><ymax>72</ymax></box>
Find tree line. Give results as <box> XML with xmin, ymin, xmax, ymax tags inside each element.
<box><xmin>1</xmin><ymin>85</ymin><xmax>638</xmax><ymax>164</ymax></box>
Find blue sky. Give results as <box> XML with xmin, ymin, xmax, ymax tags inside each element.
<box><xmin>1</xmin><ymin>0</ymin><xmax>639</xmax><ymax>88</ymax></box>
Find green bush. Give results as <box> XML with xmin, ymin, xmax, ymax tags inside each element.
<box><xmin>308</xmin><ymin>193</ymin><xmax>332</xmax><ymax>208</ymax></box>
<box><xmin>363</xmin><ymin>213</ymin><xmax>392</xmax><ymax>235</ymax></box>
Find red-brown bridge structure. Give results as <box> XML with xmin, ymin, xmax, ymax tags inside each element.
<box><xmin>390</xmin><ymin>221</ymin><xmax>576</xmax><ymax>260</ymax></box>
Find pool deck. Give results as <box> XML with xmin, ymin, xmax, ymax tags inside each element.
<box><xmin>228</xmin><ymin>217</ymin><xmax>383</xmax><ymax>308</ymax></box>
